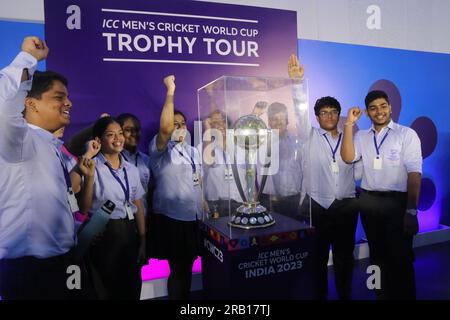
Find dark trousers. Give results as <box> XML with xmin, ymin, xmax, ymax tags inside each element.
<box><xmin>311</xmin><ymin>198</ymin><xmax>358</xmax><ymax>300</ymax></box>
<box><xmin>167</xmin><ymin>257</ymin><xmax>196</xmax><ymax>300</ymax></box>
<box><xmin>0</xmin><ymin>250</ymin><xmax>93</xmax><ymax>300</ymax></box>
<box><xmin>260</xmin><ymin>193</ymin><xmax>301</xmax><ymax>220</ymax></box>
<box><xmin>359</xmin><ymin>190</ymin><xmax>416</xmax><ymax>300</ymax></box>
<box><xmin>88</xmin><ymin>219</ymin><xmax>141</xmax><ymax>300</ymax></box>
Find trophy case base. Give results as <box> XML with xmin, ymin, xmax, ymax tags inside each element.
<box><xmin>200</xmin><ymin>212</ymin><xmax>319</xmax><ymax>300</ymax></box>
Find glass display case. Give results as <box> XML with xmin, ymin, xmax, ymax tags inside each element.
<box><xmin>197</xmin><ymin>75</ymin><xmax>312</xmax><ymax>237</ymax></box>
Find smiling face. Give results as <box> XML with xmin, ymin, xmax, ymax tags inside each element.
<box><xmin>366</xmin><ymin>97</ymin><xmax>392</xmax><ymax>128</ymax></box>
<box><xmin>26</xmin><ymin>80</ymin><xmax>72</xmax><ymax>132</ymax></box>
<box><xmin>99</xmin><ymin>122</ymin><xmax>125</xmax><ymax>154</ymax></box>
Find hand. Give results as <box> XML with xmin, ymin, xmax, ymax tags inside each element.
<box><xmin>21</xmin><ymin>36</ymin><xmax>49</xmax><ymax>61</ymax></box>
<box><xmin>84</xmin><ymin>140</ymin><xmax>101</xmax><ymax>159</ymax></box>
<box><xmin>346</xmin><ymin>107</ymin><xmax>363</xmax><ymax>125</ymax></box>
<box><xmin>164</xmin><ymin>75</ymin><xmax>176</xmax><ymax>94</ymax></box>
<box><xmin>137</xmin><ymin>241</ymin><xmax>147</xmax><ymax>266</ymax></box>
<box><xmin>288</xmin><ymin>54</ymin><xmax>304</xmax><ymax>81</ymax></box>
<box><xmin>404</xmin><ymin>213</ymin><xmax>419</xmax><ymax>236</ymax></box>
<box><xmin>78</xmin><ymin>156</ymin><xmax>96</xmax><ymax>177</ymax></box>
<box><xmin>204</xmin><ymin>117</ymin><xmax>212</xmax><ymax>130</ymax></box>
<box><xmin>252</xmin><ymin>101</ymin><xmax>268</xmax><ymax>117</ymax></box>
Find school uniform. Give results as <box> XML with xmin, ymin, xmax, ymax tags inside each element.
<box><xmin>293</xmin><ymin>83</ymin><xmax>358</xmax><ymax>300</ymax></box>
<box><xmin>203</xmin><ymin>144</ymin><xmax>245</xmax><ymax>217</ymax></box>
<box><xmin>87</xmin><ymin>152</ymin><xmax>145</xmax><ymax>300</ymax></box>
<box><xmin>0</xmin><ymin>52</ymin><xmax>77</xmax><ymax>299</ymax></box>
<box><xmin>121</xmin><ymin>149</ymin><xmax>151</xmax><ymax>216</ymax></box>
<box><xmin>353</xmin><ymin>120</ymin><xmax>422</xmax><ymax>299</ymax></box>
<box><xmin>147</xmin><ymin>136</ymin><xmax>202</xmax><ymax>299</ymax></box>
<box><xmin>259</xmin><ymin>132</ymin><xmax>303</xmax><ymax>219</ymax></box>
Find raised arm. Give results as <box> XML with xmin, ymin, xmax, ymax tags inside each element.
<box><xmin>288</xmin><ymin>54</ymin><xmax>311</xmax><ymax>140</ymax></box>
<box><xmin>156</xmin><ymin>75</ymin><xmax>176</xmax><ymax>151</ymax></box>
<box><xmin>341</xmin><ymin>107</ymin><xmax>363</xmax><ymax>163</ymax></box>
<box><xmin>0</xmin><ymin>37</ymin><xmax>47</xmax><ymax>162</ymax></box>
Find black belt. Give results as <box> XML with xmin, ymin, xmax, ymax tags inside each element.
<box><xmin>361</xmin><ymin>189</ymin><xmax>406</xmax><ymax>197</ymax></box>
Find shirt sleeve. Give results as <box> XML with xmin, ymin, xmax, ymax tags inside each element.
<box><xmin>0</xmin><ymin>52</ymin><xmax>38</xmax><ymax>162</ymax></box>
<box><xmin>403</xmin><ymin>128</ymin><xmax>422</xmax><ymax>174</ymax></box>
<box><xmin>353</xmin><ymin>130</ymin><xmax>363</xmax><ymax>163</ymax></box>
<box><xmin>292</xmin><ymin>82</ymin><xmax>313</xmax><ymax>141</ymax></box>
<box><xmin>148</xmin><ymin>134</ymin><xmax>167</xmax><ymax>170</ymax></box>
<box><xmin>134</xmin><ymin>169</ymin><xmax>146</xmax><ymax>201</ymax></box>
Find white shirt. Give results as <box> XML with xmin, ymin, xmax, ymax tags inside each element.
<box><xmin>354</xmin><ymin>120</ymin><xmax>422</xmax><ymax>192</ymax></box>
<box><xmin>293</xmin><ymin>83</ymin><xmax>356</xmax><ymax>209</ymax></box>
<box><xmin>203</xmin><ymin>144</ymin><xmax>245</xmax><ymax>202</ymax></box>
<box><xmin>149</xmin><ymin>137</ymin><xmax>203</xmax><ymax>222</ymax></box>
<box><xmin>260</xmin><ymin>133</ymin><xmax>303</xmax><ymax>197</ymax></box>
<box><xmin>121</xmin><ymin>149</ymin><xmax>151</xmax><ymax>215</ymax></box>
<box><xmin>90</xmin><ymin>153</ymin><xmax>145</xmax><ymax>220</ymax></box>
<box><xmin>0</xmin><ymin>52</ymin><xmax>75</xmax><ymax>259</ymax></box>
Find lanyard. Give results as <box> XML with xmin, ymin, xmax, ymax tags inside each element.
<box><xmin>55</xmin><ymin>150</ymin><xmax>72</xmax><ymax>192</ymax></box>
<box><xmin>323</xmin><ymin>133</ymin><xmax>342</xmax><ymax>162</ymax></box>
<box><xmin>175</xmin><ymin>144</ymin><xmax>196</xmax><ymax>173</ymax></box>
<box><xmin>104</xmin><ymin>161</ymin><xmax>130</xmax><ymax>202</ymax></box>
<box><xmin>373</xmin><ymin>129</ymin><xmax>390</xmax><ymax>158</ymax></box>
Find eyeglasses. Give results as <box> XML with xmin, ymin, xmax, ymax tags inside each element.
<box><xmin>318</xmin><ymin>110</ymin><xmax>339</xmax><ymax>118</ymax></box>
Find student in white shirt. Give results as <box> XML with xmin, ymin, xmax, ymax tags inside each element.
<box><xmin>0</xmin><ymin>37</ymin><xmax>91</xmax><ymax>299</ymax></box>
<box><xmin>289</xmin><ymin>54</ymin><xmax>358</xmax><ymax>300</ymax></box>
<box><xmin>341</xmin><ymin>90</ymin><xmax>422</xmax><ymax>300</ymax></box>
<box><xmin>71</xmin><ymin>116</ymin><xmax>146</xmax><ymax>300</ymax></box>
<box><xmin>147</xmin><ymin>75</ymin><xmax>202</xmax><ymax>300</ymax></box>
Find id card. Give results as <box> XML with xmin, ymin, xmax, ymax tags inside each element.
<box><xmin>373</xmin><ymin>157</ymin><xmax>383</xmax><ymax>170</ymax></box>
<box><xmin>67</xmin><ymin>189</ymin><xmax>79</xmax><ymax>213</ymax></box>
<box><xmin>192</xmin><ymin>172</ymin><xmax>200</xmax><ymax>186</ymax></box>
<box><xmin>224</xmin><ymin>168</ymin><xmax>234</xmax><ymax>181</ymax></box>
<box><xmin>330</xmin><ymin>161</ymin><xmax>339</xmax><ymax>174</ymax></box>
<box><xmin>126</xmin><ymin>202</ymin><xmax>134</xmax><ymax>220</ymax></box>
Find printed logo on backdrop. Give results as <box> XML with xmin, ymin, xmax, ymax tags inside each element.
<box><xmin>65</xmin><ymin>3</ymin><xmax>261</xmax><ymax>66</ymax></box>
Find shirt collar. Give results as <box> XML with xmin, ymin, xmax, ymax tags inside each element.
<box><xmin>27</xmin><ymin>123</ymin><xmax>64</xmax><ymax>149</ymax></box>
<box><xmin>97</xmin><ymin>152</ymin><xmax>126</xmax><ymax>170</ymax></box>
<box><xmin>370</xmin><ymin>120</ymin><xmax>396</xmax><ymax>133</ymax></box>
<box><xmin>318</xmin><ymin>127</ymin><xmax>342</xmax><ymax>138</ymax></box>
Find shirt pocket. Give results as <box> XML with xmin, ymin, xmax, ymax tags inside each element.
<box><xmin>384</xmin><ymin>145</ymin><xmax>401</xmax><ymax>167</ymax></box>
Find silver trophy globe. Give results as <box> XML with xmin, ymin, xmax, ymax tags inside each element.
<box><xmin>228</xmin><ymin>114</ymin><xmax>275</xmax><ymax>229</ymax></box>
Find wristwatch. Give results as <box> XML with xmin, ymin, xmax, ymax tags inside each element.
<box><xmin>406</xmin><ymin>209</ymin><xmax>418</xmax><ymax>216</ymax></box>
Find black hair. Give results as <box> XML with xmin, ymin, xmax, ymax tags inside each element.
<box><xmin>313</xmin><ymin>96</ymin><xmax>341</xmax><ymax>116</ymax></box>
<box><xmin>116</xmin><ymin>113</ymin><xmax>141</xmax><ymax>131</ymax></box>
<box><xmin>268</xmin><ymin>102</ymin><xmax>288</xmax><ymax>123</ymax></box>
<box><xmin>365</xmin><ymin>90</ymin><xmax>390</xmax><ymax>108</ymax></box>
<box><xmin>174</xmin><ymin>109</ymin><xmax>187</xmax><ymax>122</ymax></box>
<box><xmin>26</xmin><ymin>70</ymin><xmax>68</xmax><ymax>99</ymax></box>
<box><xmin>92</xmin><ymin>116</ymin><xmax>119</xmax><ymax>139</ymax></box>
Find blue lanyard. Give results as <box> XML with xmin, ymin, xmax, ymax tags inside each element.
<box><xmin>104</xmin><ymin>161</ymin><xmax>130</xmax><ymax>202</ymax></box>
<box><xmin>373</xmin><ymin>129</ymin><xmax>390</xmax><ymax>158</ymax></box>
<box><xmin>323</xmin><ymin>133</ymin><xmax>342</xmax><ymax>162</ymax></box>
<box><xmin>55</xmin><ymin>151</ymin><xmax>72</xmax><ymax>192</ymax></box>
<box><xmin>175</xmin><ymin>145</ymin><xmax>196</xmax><ymax>173</ymax></box>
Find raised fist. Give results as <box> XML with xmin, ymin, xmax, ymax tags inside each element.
<box><xmin>164</xmin><ymin>75</ymin><xmax>176</xmax><ymax>94</ymax></box>
<box><xmin>84</xmin><ymin>140</ymin><xmax>101</xmax><ymax>159</ymax></box>
<box><xmin>288</xmin><ymin>54</ymin><xmax>304</xmax><ymax>81</ymax></box>
<box><xmin>252</xmin><ymin>101</ymin><xmax>268</xmax><ymax>117</ymax></box>
<box><xmin>78</xmin><ymin>156</ymin><xmax>96</xmax><ymax>178</ymax></box>
<box><xmin>21</xmin><ymin>36</ymin><xmax>49</xmax><ymax>61</ymax></box>
<box><xmin>347</xmin><ymin>107</ymin><xmax>363</xmax><ymax>124</ymax></box>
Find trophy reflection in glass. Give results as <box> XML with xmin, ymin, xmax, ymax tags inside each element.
<box><xmin>229</xmin><ymin>114</ymin><xmax>275</xmax><ymax>229</ymax></box>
